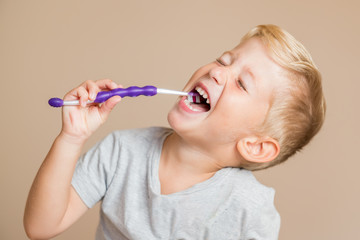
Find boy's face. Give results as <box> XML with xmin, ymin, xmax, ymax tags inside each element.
<box><xmin>168</xmin><ymin>38</ymin><xmax>285</xmax><ymax>156</ymax></box>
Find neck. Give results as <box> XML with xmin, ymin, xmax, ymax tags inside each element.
<box><xmin>161</xmin><ymin>132</ymin><xmax>225</xmax><ymax>176</ymax></box>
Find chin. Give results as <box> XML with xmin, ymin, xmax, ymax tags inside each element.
<box><xmin>167</xmin><ymin>107</ymin><xmax>181</xmax><ymax>132</ymax></box>
<box><xmin>166</xmin><ymin>109</ymin><xmax>190</xmax><ymax>142</ymax></box>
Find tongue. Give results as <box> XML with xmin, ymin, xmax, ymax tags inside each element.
<box><xmin>190</xmin><ymin>102</ymin><xmax>210</xmax><ymax>112</ymax></box>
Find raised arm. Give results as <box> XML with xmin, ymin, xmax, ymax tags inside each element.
<box><xmin>24</xmin><ymin>79</ymin><xmax>122</xmax><ymax>239</ymax></box>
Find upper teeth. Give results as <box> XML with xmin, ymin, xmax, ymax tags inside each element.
<box><xmin>195</xmin><ymin>86</ymin><xmax>210</xmax><ymax>104</ymax></box>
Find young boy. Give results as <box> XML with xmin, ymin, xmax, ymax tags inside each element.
<box><xmin>24</xmin><ymin>25</ymin><xmax>326</xmax><ymax>239</ymax></box>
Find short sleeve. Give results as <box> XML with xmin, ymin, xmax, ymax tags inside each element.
<box><xmin>244</xmin><ymin>189</ymin><xmax>281</xmax><ymax>240</ymax></box>
<box><xmin>71</xmin><ymin>132</ymin><xmax>121</xmax><ymax>208</ymax></box>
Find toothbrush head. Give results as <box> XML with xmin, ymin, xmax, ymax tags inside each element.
<box><xmin>187</xmin><ymin>95</ymin><xmax>201</xmax><ymax>104</ymax></box>
<box><xmin>187</xmin><ymin>91</ymin><xmax>207</xmax><ymax>104</ymax></box>
<box><xmin>186</xmin><ymin>90</ymin><xmax>211</xmax><ymax>112</ymax></box>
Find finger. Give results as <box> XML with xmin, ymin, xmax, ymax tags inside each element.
<box><xmin>64</xmin><ymin>85</ymin><xmax>88</xmax><ymax>103</ymax></box>
<box><xmin>109</xmin><ymin>81</ymin><xmax>119</xmax><ymax>90</ymax></box>
<box><xmin>84</xmin><ymin>80</ymin><xmax>100</xmax><ymax>101</ymax></box>
<box><xmin>77</xmin><ymin>87</ymin><xmax>89</xmax><ymax>107</ymax></box>
<box><xmin>95</xmin><ymin>79</ymin><xmax>119</xmax><ymax>91</ymax></box>
<box><xmin>98</xmin><ymin>96</ymin><xmax>122</xmax><ymax>120</ymax></box>
<box><xmin>64</xmin><ymin>80</ymin><xmax>93</xmax><ymax>100</ymax></box>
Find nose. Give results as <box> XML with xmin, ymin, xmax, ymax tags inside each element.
<box><xmin>209</xmin><ymin>66</ymin><xmax>226</xmax><ymax>86</ymax></box>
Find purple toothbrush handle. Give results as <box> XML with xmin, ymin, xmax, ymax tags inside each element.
<box><xmin>48</xmin><ymin>86</ymin><xmax>158</xmax><ymax>107</ymax></box>
<box><xmin>48</xmin><ymin>85</ymin><xmax>158</xmax><ymax>107</ymax></box>
<box><xmin>94</xmin><ymin>85</ymin><xmax>157</xmax><ymax>103</ymax></box>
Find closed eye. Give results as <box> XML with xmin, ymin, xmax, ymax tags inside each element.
<box><xmin>237</xmin><ymin>79</ymin><xmax>247</xmax><ymax>92</ymax></box>
<box><xmin>216</xmin><ymin>58</ymin><xmax>226</xmax><ymax>66</ymax></box>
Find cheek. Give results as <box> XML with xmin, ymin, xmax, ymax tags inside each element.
<box><xmin>214</xmin><ymin>97</ymin><xmax>269</xmax><ymax>137</ymax></box>
<box><xmin>243</xmin><ymin>99</ymin><xmax>270</xmax><ymax>131</ymax></box>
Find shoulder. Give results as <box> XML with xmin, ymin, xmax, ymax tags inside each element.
<box><xmin>89</xmin><ymin>127</ymin><xmax>172</xmax><ymax>158</ymax></box>
<box><xmin>110</xmin><ymin>126</ymin><xmax>172</xmax><ymax>143</ymax></box>
<box><xmin>228</xmin><ymin>168</ymin><xmax>276</xmax><ymax>208</ymax></box>
<box><xmin>100</xmin><ymin>127</ymin><xmax>172</xmax><ymax>160</ymax></box>
<box><xmin>227</xmin><ymin>169</ymin><xmax>280</xmax><ymax>238</ymax></box>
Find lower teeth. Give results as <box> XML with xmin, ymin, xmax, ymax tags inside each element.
<box><xmin>184</xmin><ymin>99</ymin><xmax>201</xmax><ymax>112</ymax></box>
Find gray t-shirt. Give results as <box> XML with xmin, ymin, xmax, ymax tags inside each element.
<box><xmin>72</xmin><ymin>127</ymin><xmax>280</xmax><ymax>240</ymax></box>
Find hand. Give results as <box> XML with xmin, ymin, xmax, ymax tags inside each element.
<box><xmin>60</xmin><ymin>79</ymin><xmax>122</xmax><ymax>144</ymax></box>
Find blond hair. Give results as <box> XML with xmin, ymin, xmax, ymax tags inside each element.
<box><xmin>240</xmin><ymin>25</ymin><xmax>326</xmax><ymax>171</ymax></box>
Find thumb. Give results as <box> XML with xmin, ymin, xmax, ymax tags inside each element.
<box><xmin>98</xmin><ymin>96</ymin><xmax>122</xmax><ymax>120</ymax></box>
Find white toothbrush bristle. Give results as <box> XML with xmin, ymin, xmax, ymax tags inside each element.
<box><xmin>186</xmin><ymin>94</ymin><xmax>203</xmax><ymax>103</ymax></box>
<box><xmin>195</xmin><ymin>96</ymin><xmax>200</xmax><ymax>103</ymax></box>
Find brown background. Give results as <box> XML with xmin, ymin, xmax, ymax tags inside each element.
<box><xmin>1</xmin><ymin>0</ymin><xmax>359</xmax><ymax>239</ymax></box>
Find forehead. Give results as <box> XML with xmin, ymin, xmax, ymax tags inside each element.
<box><xmin>230</xmin><ymin>38</ymin><xmax>272</xmax><ymax>66</ymax></box>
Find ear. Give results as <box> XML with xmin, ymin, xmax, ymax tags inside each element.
<box><xmin>237</xmin><ymin>136</ymin><xmax>280</xmax><ymax>164</ymax></box>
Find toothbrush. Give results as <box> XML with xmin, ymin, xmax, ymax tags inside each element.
<box><xmin>48</xmin><ymin>85</ymin><xmax>203</xmax><ymax>107</ymax></box>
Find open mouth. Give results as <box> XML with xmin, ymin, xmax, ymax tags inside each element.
<box><xmin>184</xmin><ymin>86</ymin><xmax>211</xmax><ymax>112</ymax></box>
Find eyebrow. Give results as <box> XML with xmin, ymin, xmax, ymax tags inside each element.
<box><xmin>220</xmin><ymin>51</ymin><xmax>256</xmax><ymax>85</ymax></box>
<box><xmin>221</xmin><ymin>51</ymin><xmax>235</xmax><ymax>61</ymax></box>
<box><xmin>243</xmin><ymin>66</ymin><xmax>255</xmax><ymax>81</ymax></box>
<box><xmin>242</xmin><ymin>66</ymin><xmax>257</xmax><ymax>91</ymax></box>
